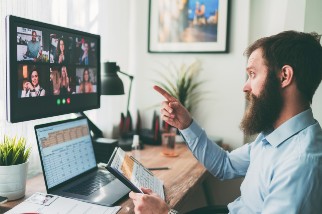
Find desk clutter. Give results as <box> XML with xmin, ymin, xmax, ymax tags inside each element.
<box><xmin>115</xmin><ymin>110</ymin><xmax>232</xmax><ymax>153</ymax></box>
<box><xmin>93</xmin><ymin>138</ymin><xmax>118</xmax><ymax>164</ymax></box>
<box><xmin>92</xmin><ymin>110</ymin><xmax>164</xmax><ymax>161</ymax></box>
<box><xmin>117</xmin><ymin>110</ymin><xmax>176</xmax><ymax>151</ymax></box>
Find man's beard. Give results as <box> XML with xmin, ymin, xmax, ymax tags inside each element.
<box><xmin>240</xmin><ymin>71</ymin><xmax>283</xmax><ymax>136</ymax></box>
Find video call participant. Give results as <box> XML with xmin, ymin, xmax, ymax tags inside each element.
<box><xmin>129</xmin><ymin>31</ymin><xmax>322</xmax><ymax>213</ymax></box>
<box><xmin>79</xmin><ymin>41</ymin><xmax>91</xmax><ymax>65</ymax></box>
<box><xmin>21</xmin><ymin>68</ymin><xmax>45</xmax><ymax>97</ymax></box>
<box><xmin>78</xmin><ymin>68</ymin><xmax>93</xmax><ymax>93</ymax></box>
<box><xmin>24</xmin><ymin>30</ymin><xmax>42</xmax><ymax>61</ymax></box>
<box><xmin>55</xmin><ymin>37</ymin><xmax>68</xmax><ymax>64</ymax></box>
<box><xmin>49</xmin><ymin>67</ymin><xmax>61</xmax><ymax>95</ymax></box>
<box><xmin>60</xmin><ymin>66</ymin><xmax>71</xmax><ymax>95</ymax></box>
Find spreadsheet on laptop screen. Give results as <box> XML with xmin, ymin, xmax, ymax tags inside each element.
<box><xmin>35</xmin><ymin>118</ymin><xmax>97</xmax><ymax>188</ymax></box>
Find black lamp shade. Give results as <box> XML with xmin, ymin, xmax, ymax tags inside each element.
<box><xmin>101</xmin><ymin>62</ymin><xmax>125</xmax><ymax>95</ymax></box>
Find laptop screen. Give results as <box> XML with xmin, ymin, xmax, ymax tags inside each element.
<box><xmin>35</xmin><ymin>118</ymin><xmax>97</xmax><ymax>189</ymax></box>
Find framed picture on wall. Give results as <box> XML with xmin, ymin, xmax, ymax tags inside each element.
<box><xmin>148</xmin><ymin>0</ymin><xmax>230</xmax><ymax>53</ymax></box>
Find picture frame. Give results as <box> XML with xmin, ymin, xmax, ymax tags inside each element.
<box><xmin>148</xmin><ymin>0</ymin><xmax>230</xmax><ymax>53</ymax></box>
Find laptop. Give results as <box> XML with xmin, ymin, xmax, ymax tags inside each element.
<box><xmin>34</xmin><ymin>117</ymin><xmax>130</xmax><ymax>206</ymax></box>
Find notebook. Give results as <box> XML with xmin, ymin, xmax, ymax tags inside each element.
<box><xmin>34</xmin><ymin>117</ymin><xmax>130</xmax><ymax>206</ymax></box>
<box><xmin>106</xmin><ymin>147</ymin><xmax>165</xmax><ymax>199</ymax></box>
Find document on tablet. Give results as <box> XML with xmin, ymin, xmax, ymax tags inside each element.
<box><xmin>5</xmin><ymin>192</ymin><xmax>121</xmax><ymax>214</ymax></box>
<box><xmin>106</xmin><ymin>147</ymin><xmax>165</xmax><ymax>199</ymax></box>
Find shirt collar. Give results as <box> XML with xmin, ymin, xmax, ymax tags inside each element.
<box><xmin>264</xmin><ymin>108</ymin><xmax>316</xmax><ymax>148</ymax></box>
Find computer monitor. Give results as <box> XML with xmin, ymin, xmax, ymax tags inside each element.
<box><xmin>6</xmin><ymin>15</ymin><xmax>101</xmax><ymax>123</ymax></box>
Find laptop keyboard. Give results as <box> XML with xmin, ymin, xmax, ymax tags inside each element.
<box><xmin>65</xmin><ymin>171</ymin><xmax>116</xmax><ymax>196</ymax></box>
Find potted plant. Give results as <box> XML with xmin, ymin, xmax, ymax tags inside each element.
<box><xmin>153</xmin><ymin>60</ymin><xmax>207</xmax><ymax>140</ymax></box>
<box><xmin>0</xmin><ymin>135</ymin><xmax>31</xmax><ymax>201</ymax></box>
<box><xmin>154</xmin><ymin>59</ymin><xmax>207</xmax><ymax>114</ymax></box>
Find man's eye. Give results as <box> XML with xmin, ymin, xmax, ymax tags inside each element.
<box><xmin>249</xmin><ymin>72</ymin><xmax>255</xmax><ymax>78</ymax></box>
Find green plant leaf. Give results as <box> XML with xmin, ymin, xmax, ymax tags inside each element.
<box><xmin>0</xmin><ymin>135</ymin><xmax>31</xmax><ymax>166</ymax></box>
<box><xmin>153</xmin><ymin>59</ymin><xmax>206</xmax><ymax>114</ymax></box>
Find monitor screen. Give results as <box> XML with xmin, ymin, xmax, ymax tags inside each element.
<box><xmin>6</xmin><ymin>15</ymin><xmax>101</xmax><ymax>123</ymax></box>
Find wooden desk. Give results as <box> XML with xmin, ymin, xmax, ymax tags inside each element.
<box><xmin>1</xmin><ymin>144</ymin><xmax>209</xmax><ymax>213</ymax></box>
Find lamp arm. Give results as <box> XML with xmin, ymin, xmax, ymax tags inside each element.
<box><xmin>118</xmin><ymin>70</ymin><xmax>133</xmax><ymax>79</ymax></box>
<box><xmin>118</xmin><ymin>71</ymin><xmax>134</xmax><ymax>114</ymax></box>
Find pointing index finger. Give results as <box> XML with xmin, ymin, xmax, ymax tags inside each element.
<box><xmin>153</xmin><ymin>85</ymin><xmax>176</xmax><ymax>101</ymax></box>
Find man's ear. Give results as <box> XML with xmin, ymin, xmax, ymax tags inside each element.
<box><xmin>279</xmin><ymin>65</ymin><xmax>294</xmax><ymax>88</ymax></box>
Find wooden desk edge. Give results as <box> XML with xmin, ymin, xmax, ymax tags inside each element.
<box><xmin>173</xmin><ymin>170</ymin><xmax>210</xmax><ymax>211</ymax></box>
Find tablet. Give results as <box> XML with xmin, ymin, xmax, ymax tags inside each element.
<box><xmin>106</xmin><ymin>147</ymin><xmax>165</xmax><ymax>199</ymax></box>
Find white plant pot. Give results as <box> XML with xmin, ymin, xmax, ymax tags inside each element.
<box><xmin>0</xmin><ymin>161</ymin><xmax>29</xmax><ymax>201</ymax></box>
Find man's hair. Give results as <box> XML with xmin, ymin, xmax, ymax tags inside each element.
<box><xmin>245</xmin><ymin>31</ymin><xmax>322</xmax><ymax>103</ymax></box>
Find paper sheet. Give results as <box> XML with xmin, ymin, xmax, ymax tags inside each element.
<box><xmin>5</xmin><ymin>192</ymin><xmax>121</xmax><ymax>214</ymax></box>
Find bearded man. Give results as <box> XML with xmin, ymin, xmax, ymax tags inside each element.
<box><xmin>129</xmin><ymin>31</ymin><xmax>322</xmax><ymax>214</ymax></box>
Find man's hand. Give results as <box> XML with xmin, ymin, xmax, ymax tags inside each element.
<box><xmin>153</xmin><ymin>85</ymin><xmax>192</xmax><ymax>130</ymax></box>
<box><xmin>129</xmin><ymin>188</ymin><xmax>169</xmax><ymax>214</ymax></box>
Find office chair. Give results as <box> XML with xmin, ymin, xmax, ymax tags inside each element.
<box><xmin>185</xmin><ymin>205</ymin><xmax>229</xmax><ymax>214</ymax></box>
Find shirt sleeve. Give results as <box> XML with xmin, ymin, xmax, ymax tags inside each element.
<box><xmin>262</xmin><ymin>156</ymin><xmax>322</xmax><ymax>213</ymax></box>
<box><xmin>180</xmin><ymin>120</ymin><xmax>250</xmax><ymax>179</ymax></box>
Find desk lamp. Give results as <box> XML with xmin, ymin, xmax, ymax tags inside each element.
<box><xmin>102</xmin><ymin>61</ymin><xmax>134</xmax><ymax>134</ymax></box>
<box><xmin>101</xmin><ymin>61</ymin><xmax>135</xmax><ymax>150</ymax></box>
<box><xmin>85</xmin><ymin>61</ymin><xmax>134</xmax><ymax>139</ymax></box>
<box><xmin>101</xmin><ymin>61</ymin><xmax>134</xmax><ymax>113</ymax></box>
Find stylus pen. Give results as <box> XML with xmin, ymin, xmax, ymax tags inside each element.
<box><xmin>147</xmin><ymin>167</ymin><xmax>170</xmax><ymax>170</ymax></box>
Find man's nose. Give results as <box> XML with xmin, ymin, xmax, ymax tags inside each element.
<box><xmin>243</xmin><ymin>79</ymin><xmax>251</xmax><ymax>93</ymax></box>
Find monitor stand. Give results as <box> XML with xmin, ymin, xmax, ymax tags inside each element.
<box><xmin>77</xmin><ymin>112</ymin><xmax>117</xmax><ymax>163</ymax></box>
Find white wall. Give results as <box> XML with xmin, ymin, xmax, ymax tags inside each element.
<box><xmin>305</xmin><ymin>0</ymin><xmax>322</xmax><ymax>123</ymax></box>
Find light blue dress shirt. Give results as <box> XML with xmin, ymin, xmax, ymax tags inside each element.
<box><xmin>180</xmin><ymin>108</ymin><xmax>322</xmax><ymax>213</ymax></box>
